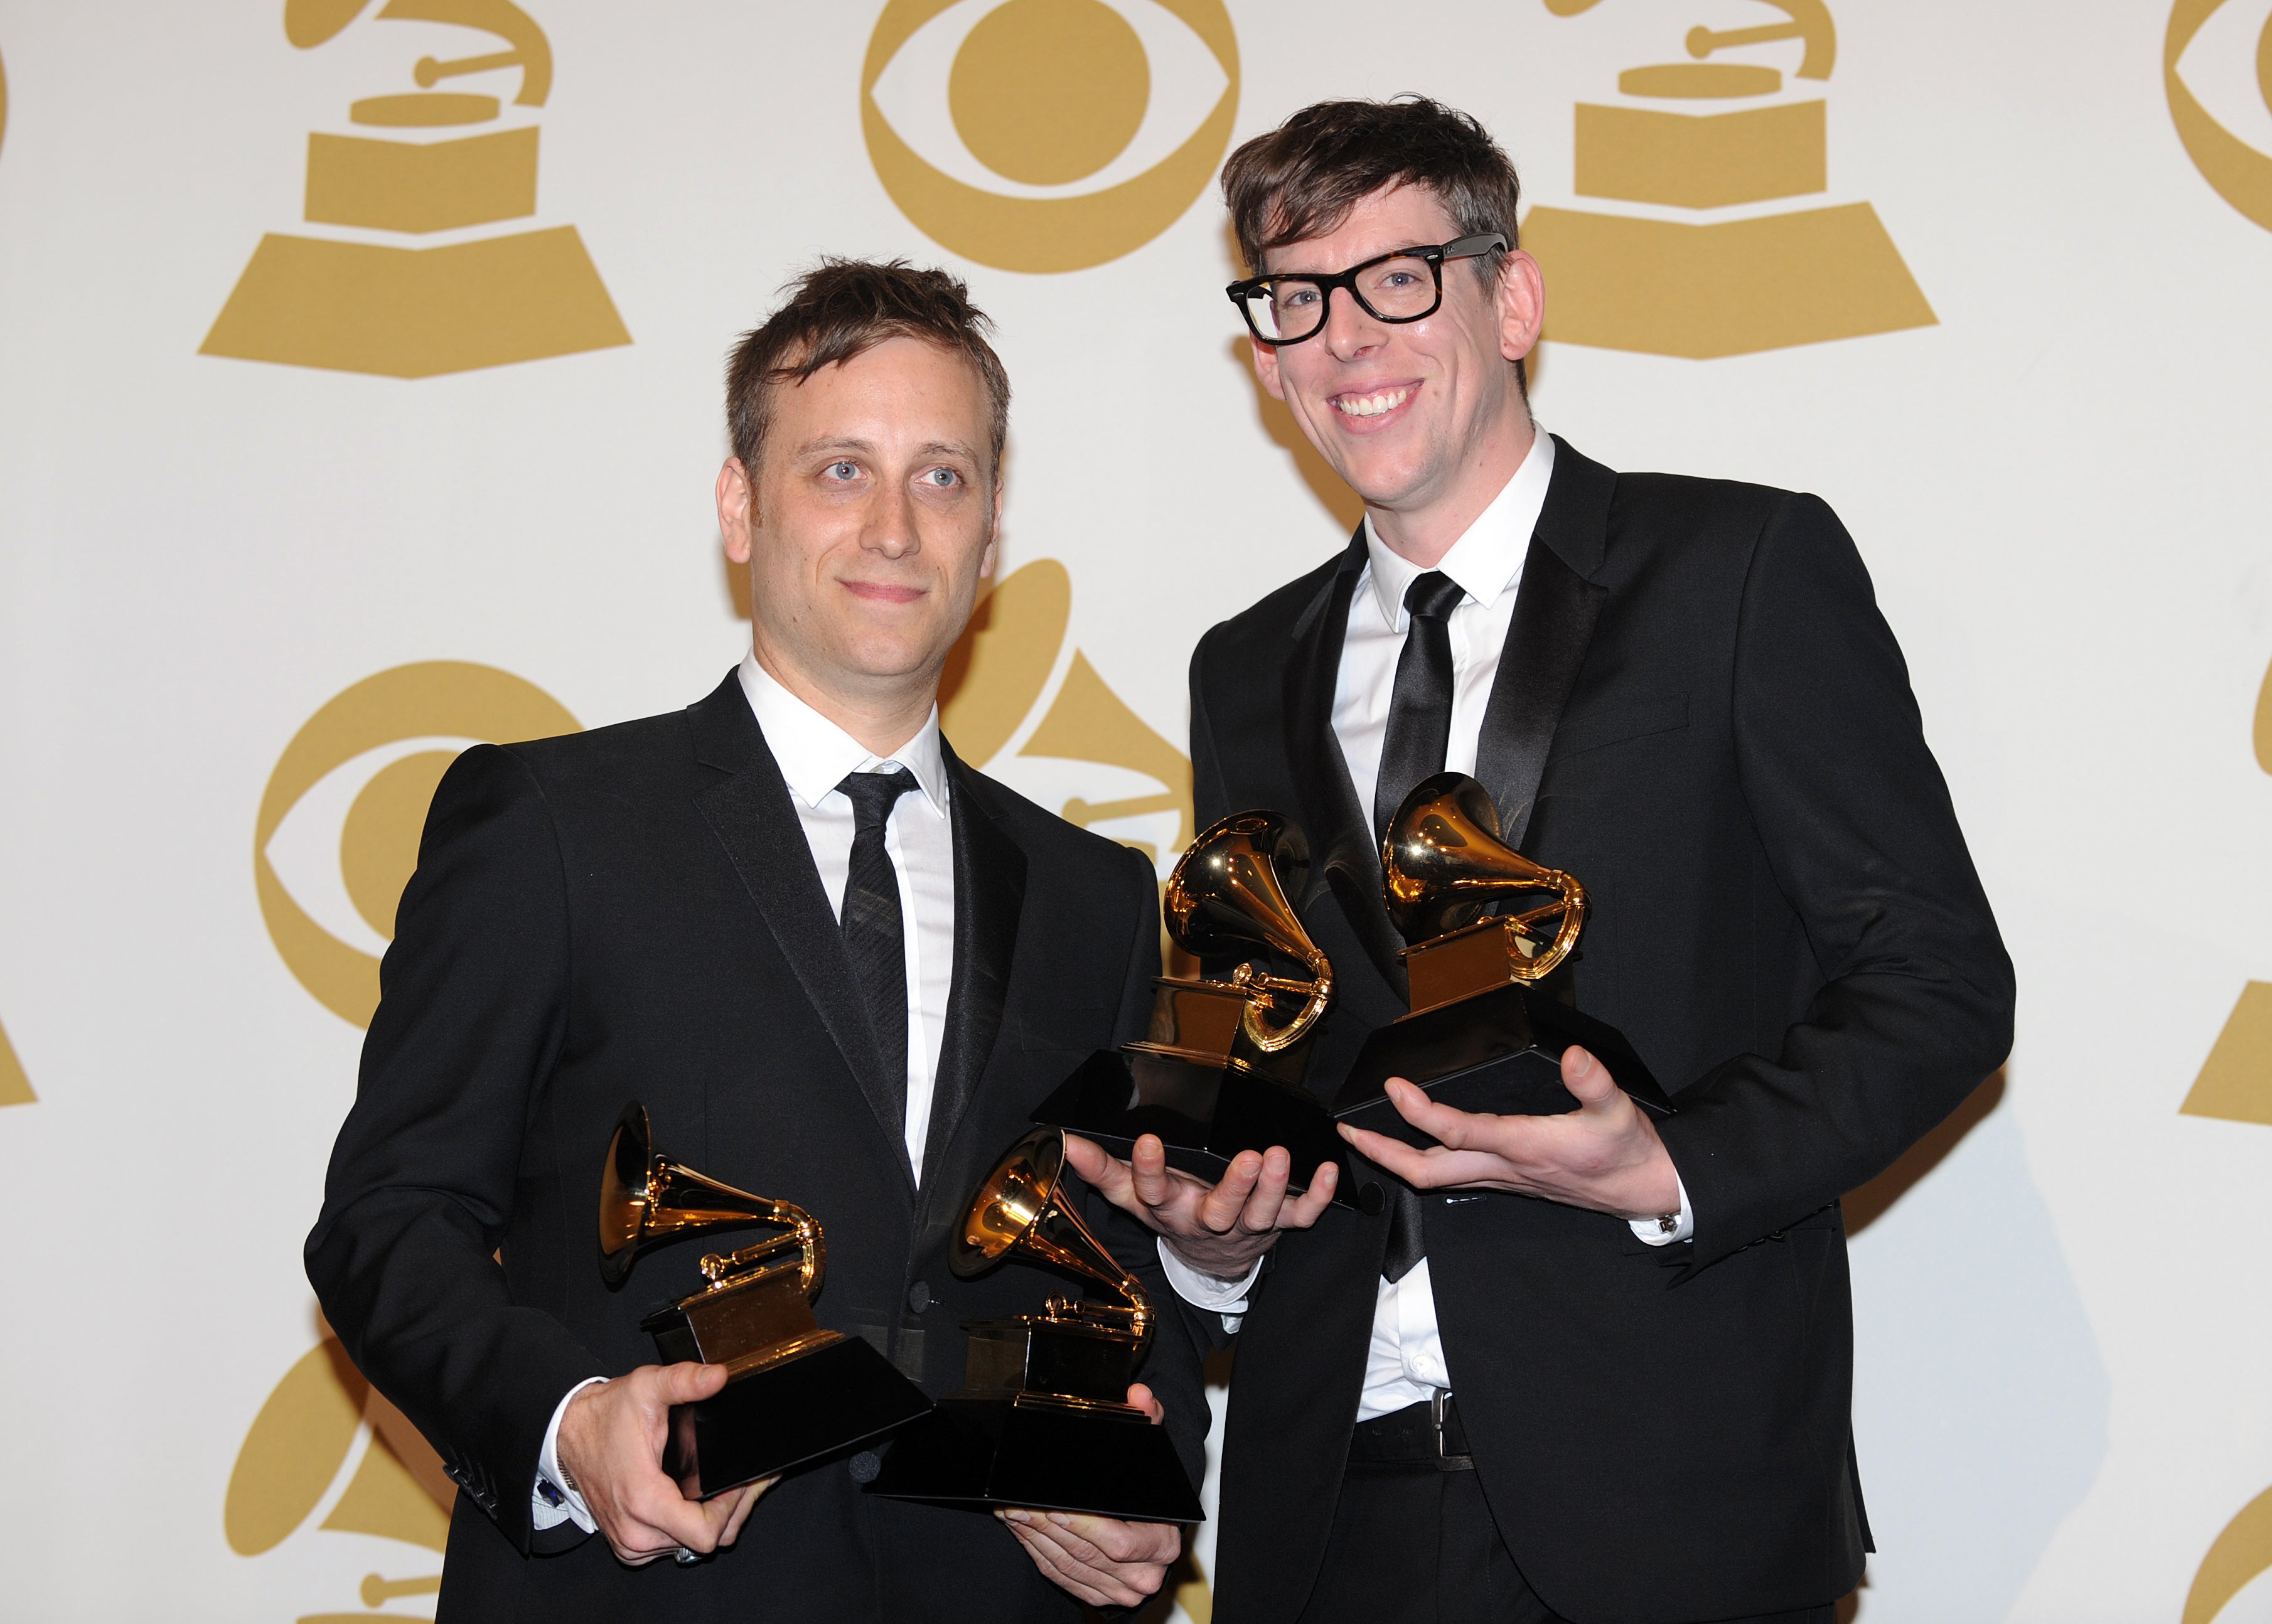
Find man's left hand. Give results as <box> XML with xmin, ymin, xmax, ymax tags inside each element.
<box><xmin>1339</xmin><ymin>1044</ymin><xmax>1681</xmax><ymax>1220</ymax></box>
<box><xmin>997</xmin><ymin>1382</ymin><xmax>1181</xmax><ymax>1608</ymax></box>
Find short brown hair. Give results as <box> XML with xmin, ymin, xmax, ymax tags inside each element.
<box><xmin>726</xmin><ymin>259</ymin><xmax>1010</xmax><ymax>478</ymax></box>
<box><xmin>1221</xmin><ymin>97</ymin><xmax>1526</xmax><ymax>387</ymax></box>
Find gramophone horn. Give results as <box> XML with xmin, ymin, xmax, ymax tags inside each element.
<box><xmin>1383</xmin><ymin>772</ymin><xmax>1588</xmax><ymax>976</ymax></box>
<box><xmin>598</xmin><ymin>1101</ymin><xmax>816</xmax><ymax>1289</ymax></box>
<box><xmin>950</xmin><ymin>1128</ymin><xmax>1150</xmax><ymax>1347</ymax></box>
<box><xmin>1164</xmin><ymin>811</ymin><xmax>1334</xmax><ymax>1054</ymax></box>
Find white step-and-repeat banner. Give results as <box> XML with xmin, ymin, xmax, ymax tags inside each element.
<box><xmin>2</xmin><ymin>2</ymin><xmax>2269</xmax><ymax>1620</ymax></box>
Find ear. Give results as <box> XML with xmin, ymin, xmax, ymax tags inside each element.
<box><xmin>1249</xmin><ymin>336</ymin><xmax>1287</xmax><ymax>401</ymax></box>
<box><xmin>717</xmin><ymin>458</ymin><xmax>754</xmax><ymax>564</ymax></box>
<box><xmin>1496</xmin><ymin>248</ymin><xmax>1546</xmax><ymax>366</ymax></box>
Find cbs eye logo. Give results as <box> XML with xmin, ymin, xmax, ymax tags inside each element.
<box><xmin>2167</xmin><ymin>0</ymin><xmax>2272</xmax><ymax>230</ymax></box>
<box><xmin>256</xmin><ymin>662</ymin><xmax>577</xmax><ymax>1028</ymax></box>
<box><xmin>863</xmin><ymin>0</ymin><xmax>1238</xmax><ymax>273</ymax></box>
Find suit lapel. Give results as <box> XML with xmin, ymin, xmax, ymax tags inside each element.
<box><xmin>1283</xmin><ymin>530</ymin><xmax>1410</xmax><ymax>1000</ymax></box>
<box><xmin>687</xmin><ymin>676</ymin><xmax>914</xmax><ymax>1194</ymax></box>
<box><xmin>1472</xmin><ymin>435</ymin><xmax>1616</xmax><ymax>850</ymax></box>
<box><xmin>918</xmin><ymin>748</ymin><xmax>1025</xmax><ymax>1199</ymax></box>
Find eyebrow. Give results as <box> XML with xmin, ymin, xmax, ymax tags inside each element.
<box><xmin>793</xmin><ymin>435</ymin><xmax>980</xmax><ymax>462</ymax></box>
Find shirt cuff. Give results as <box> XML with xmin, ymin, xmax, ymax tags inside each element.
<box><xmin>532</xmin><ymin>1376</ymin><xmax>609</xmax><ymax>1533</ymax></box>
<box><xmin>1629</xmin><ymin>1171</ymin><xmax>1694</xmax><ymax>1246</ymax></box>
<box><xmin>1156</xmin><ymin>1236</ymin><xmax>1263</xmax><ymax>1331</ymax></box>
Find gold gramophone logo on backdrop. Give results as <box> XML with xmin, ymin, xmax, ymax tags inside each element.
<box><xmin>938</xmin><ymin>558</ymin><xmax>1193</xmax><ymax>868</ymax></box>
<box><xmin>862</xmin><ymin>0</ymin><xmax>1238</xmax><ymax>274</ymax></box>
<box><xmin>2177</xmin><ymin>649</ymin><xmax>2272</xmax><ymax>1624</ymax></box>
<box><xmin>201</xmin><ymin>0</ymin><xmax>630</xmax><ymax>378</ymax></box>
<box><xmin>257</xmin><ymin>661</ymin><xmax>579</xmax><ymax>1028</ymax></box>
<box><xmin>2165</xmin><ymin>0</ymin><xmax>2272</xmax><ymax>232</ymax></box>
<box><xmin>1522</xmin><ymin>0</ymin><xmax>1935</xmax><ymax>358</ymax></box>
<box><xmin>227</xmin><ymin>1328</ymin><xmax>454</xmax><ymax>1620</ymax></box>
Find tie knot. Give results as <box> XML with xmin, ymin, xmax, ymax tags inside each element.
<box><xmin>1403</xmin><ymin>571</ymin><xmax>1465</xmax><ymax>623</ymax></box>
<box><xmin>837</xmin><ymin>766</ymin><xmax>916</xmax><ymax>831</ymax></box>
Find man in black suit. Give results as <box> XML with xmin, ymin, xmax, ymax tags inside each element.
<box><xmin>306</xmin><ymin>260</ymin><xmax>1198</xmax><ymax>1621</ymax></box>
<box><xmin>1069</xmin><ymin>100</ymin><xmax>2015</xmax><ymax>1623</ymax></box>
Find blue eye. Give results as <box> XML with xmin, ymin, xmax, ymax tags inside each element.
<box><xmin>924</xmin><ymin>467</ymin><xmax>961</xmax><ymax>488</ymax></box>
<box><xmin>828</xmin><ymin>461</ymin><xmax>859</xmax><ymax>479</ymax></box>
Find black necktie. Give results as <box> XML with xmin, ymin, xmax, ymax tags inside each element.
<box><xmin>1375</xmin><ymin>572</ymin><xmax>1462</xmax><ymax>1283</ymax></box>
<box><xmin>1372</xmin><ymin>570</ymin><xmax>1466</xmax><ymax>843</ymax></box>
<box><xmin>837</xmin><ymin>767</ymin><xmax>916</xmax><ymax>1114</ymax></box>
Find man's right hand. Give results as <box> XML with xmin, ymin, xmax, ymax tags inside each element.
<box><xmin>1063</xmin><ymin>1131</ymin><xmax>1338</xmax><ymax>1278</ymax></box>
<box><xmin>556</xmin><ymin>1364</ymin><xmax>773</xmax><ymax>1566</ymax></box>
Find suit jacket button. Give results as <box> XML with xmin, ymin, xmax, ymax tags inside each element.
<box><xmin>906</xmin><ymin>1281</ymin><xmax>931</xmax><ymax>1312</ymax></box>
<box><xmin>849</xmin><ymin>1451</ymin><xmax>882</xmax><ymax>1483</ymax></box>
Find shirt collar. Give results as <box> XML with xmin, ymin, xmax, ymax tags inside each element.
<box><xmin>736</xmin><ymin>653</ymin><xmax>950</xmax><ymax>820</ymax></box>
<box><xmin>1362</xmin><ymin>429</ymin><xmax>1557</xmax><ymax>628</ymax></box>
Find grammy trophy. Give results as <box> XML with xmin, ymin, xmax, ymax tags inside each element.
<box><xmin>864</xmin><ymin>1127</ymin><xmax>1205</xmax><ymax>1524</ymax></box>
<box><xmin>1031</xmin><ymin>811</ymin><xmax>1367</xmax><ymax>1206</ymax></box>
<box><xmin>598</xmin><ymin>1103</ymin><xmax>931</xmax><ymax>1498</ymax></box>
<box><xmin>1331</xmin><ymin>774</ymin><xmax>1675</xmax><ymax>1141</ymax></box>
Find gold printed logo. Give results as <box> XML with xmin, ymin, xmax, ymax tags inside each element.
<box><xmin>0</xmin><ymin>1015</ymin><xmax>31</xmax><ymax>1108</ymax></box>
<box><xmin>1523</xmin><ymin>0</ymin><xmax>1935</xmax><ymax>358</ymax></box>
<box><xmin>2176</xmin><ymin>651</ymin><xmax>2272</xmax><ymax>1621</ymax></box>
<box><xmin>227</xmin><ymin>1330</ymin><xmax>453</xmax><ymax>1620</ymax></box>
<box><xmin>941</xmin><ymin>560</ymin><xmax>1192</xmax><ymax>863</ymax></box>
<box><xmin>201</xmin><ymin>1</ymin><xmax>630</xmax><ymax>378</ymax></box>
<box><xmin>863</xmin><ymin>0</ymin><xmax>1238</xmax><ymax>273</ymax></box>
<box><xmin>257</xmin><ymin>662</ymin><xmax>577</xmax><ymax>1028</ymax></box>
<box><xmin>2182</xmin><ymin>651</ymin><xmax>2272</xmax><ymax>1126</ymax></box>
<box><xmin>2165</xmin><ymin>0</ymin><xmax>2272</xmax><ymax>231</ymax></box>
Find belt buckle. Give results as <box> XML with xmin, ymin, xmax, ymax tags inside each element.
<box><xmin>1430</xmin><ymin>1388</ymin><xmax>1452</xmax><ymax>1460</ymax></box>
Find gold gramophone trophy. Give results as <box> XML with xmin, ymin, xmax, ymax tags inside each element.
<box><xmin>599</xmin><ymin>1103</ymin><xmax>931</xmax><ymax>1498</ymax></box>
<box><xmin>864</xmin><ymin>1128</ymin><xmax>1204</xmax><ymax>1523</ymax></box>
<box><xmin>1031</xmin><ymin>811</ymin><xmax>1363</xmax><ymax>1207</ymax></box>
<box><xmin>1331</xmin><ymin>774</ymin><xmax>1674</xmax><ymax>1141</ymax></box>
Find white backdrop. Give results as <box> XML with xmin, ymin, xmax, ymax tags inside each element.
<box><xmin>3</xmin><ymin>3</ymin><xmax>2271</xmax><ymax>1620</ymax></box>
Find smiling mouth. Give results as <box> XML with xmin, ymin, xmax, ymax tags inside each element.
<box><xmin>842</xmin><ymin>580</ymin><xmax>924</xmax><ymax>604</ymax></box>
<box><xmin>1331</xmin><ymin>385</ymin><xmax>1414</xmax><ymax>420</ymax></box>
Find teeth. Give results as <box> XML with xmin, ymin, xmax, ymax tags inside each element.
<box><xmin>1334</xmin><ymin>388</ymin><xmax>1411</xmax><ymax>418</ymax></box>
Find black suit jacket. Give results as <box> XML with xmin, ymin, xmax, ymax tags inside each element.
<box><xmin>1189</xmin><ymin>437</ymin><xmax>2014</xmax><ymax>1624</ymax></box>
<box><xmin>306</xmin><ymin>671</ymin><xmax>1206</xmax><ymax>1623</ymax></box>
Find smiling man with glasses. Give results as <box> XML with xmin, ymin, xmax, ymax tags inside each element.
<box><xmin>1068</xmin><ymin>97</ymin><xmax>2013</xmax><ymax>1624</ymax></box>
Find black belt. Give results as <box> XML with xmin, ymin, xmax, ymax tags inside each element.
<box><xmin>1348</xmin><ymin>1391</ymin><xmax>1473</xmax><ymax>1471</ymax></box>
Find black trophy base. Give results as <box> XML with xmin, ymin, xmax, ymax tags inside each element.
<box><xmin>862</xmin><ymin>1396</ymin><xmax>1204</xmax><ymax>1524</ymax></box>
<box><xmin>1031</xmin><ymin>1049</ymin><xmax>1370</xmax><ymax>1210</ymax></box>
<box><xmin>1332</xmin><ymin>982</ymin><xmax>1675</xmax><ymax>1148</ymax></box>
<box><xmin>662</xmin><ymin>1333</ymin><xmax>932</xmax><ymax>1500</ymax></box>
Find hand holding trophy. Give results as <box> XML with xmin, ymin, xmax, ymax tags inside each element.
<box><xmin>864</xmin><ymin>1127</ymin><xmax>1205</xmax><ymax>1524</ymax></box>
<box><xmin>597</xmin><ymin>1103</ymin><xmax>931</xmax><ymax>1500</ymax></box>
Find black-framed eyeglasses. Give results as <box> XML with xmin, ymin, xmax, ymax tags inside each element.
<box><xmin>1226</xmin><ymin>232</ymin><xmax>1508</xmax><ymax>346</ymax></box>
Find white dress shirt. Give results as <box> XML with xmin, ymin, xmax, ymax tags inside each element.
<box><xmin>533</xmin><ymin>654</ymin><xmax>958</xmax><ymax>1532</ymax></box>
<box><xmin>1158</xmin><ymin>431</ymin><xmax>1693</xmax><ymax>1424</ymax></box>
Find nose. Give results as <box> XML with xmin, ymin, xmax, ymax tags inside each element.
<box><xmin>1321</xmin><ymin>286</ymin><xmax>1385</xmax><ymax>363</ymax></box>
<box><xmin>864</xmin><ymin>480</ymin><xmax>919</xmax><ymax>559</ymax></box>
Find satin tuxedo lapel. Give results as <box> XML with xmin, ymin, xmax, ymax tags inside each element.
<box><xmin>916</xmin><ymin>747</ymin><xmax>1026</xmax><ymax>1211</ymax></box>
<box><xmin>687</xmin><ymin>678</ymin><xmax>915</xmax><ymax>1195</ymax></box>
<box><xmin>1283</xmin><ymin>529</ymin><xmax>1410</xmax><ymax>1002</ymax></box>
<box><xmin>1472</xmin><ymin>435</ymin><xmax>1615</xmax><ymax>849</ymax></box>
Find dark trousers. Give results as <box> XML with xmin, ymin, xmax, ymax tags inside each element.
<box><xmin>1294</xmin><ymin>1458</ymin><xmax>1838</xmax><ymax>1624</ymax></box>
